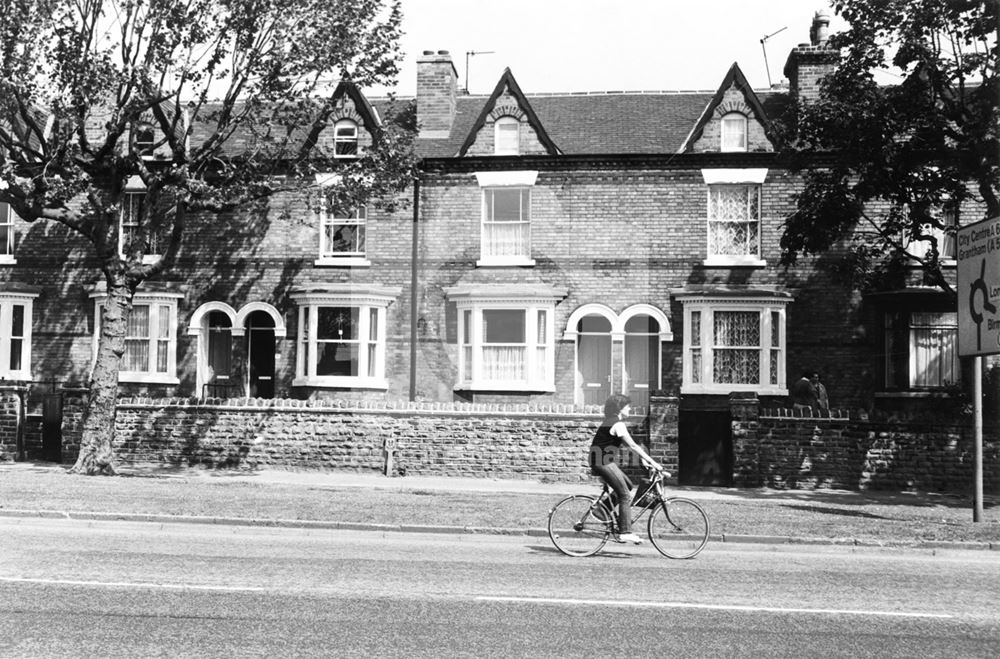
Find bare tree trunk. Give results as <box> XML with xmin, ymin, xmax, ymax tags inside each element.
<box><xmin>69</xmin><ymin>276</ymin><xmax>134</xmax><ymax>476</ymax></box>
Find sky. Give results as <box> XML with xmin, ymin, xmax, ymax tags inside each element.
<box><xmin>375</xmin><ymin>0</ymin><xmax>853</xmax><ymax>97</ymax></box>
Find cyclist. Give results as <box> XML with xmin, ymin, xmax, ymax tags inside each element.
<box><xmin>589</xmin><ymin>394</ymin><xmax>663</xmax><ymax>544</ymax></box>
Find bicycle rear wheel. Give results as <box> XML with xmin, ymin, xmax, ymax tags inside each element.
<box><xmin>648</xmin><ymin>497</ymin><xmax>710</xmax><ymax>559</ymax></box>
<box><xmin>547</xmin><ymin>495</ymin><xmax>612</xmax><ymax>557</ymax></box>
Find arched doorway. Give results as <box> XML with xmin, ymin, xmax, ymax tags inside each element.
<box><xmin>577</xmin><ymin>315</ymin><xmax>613</xmax><ymax>407</ymax></box>
<box><xmin>246</xmin><ymin>310</ymin><xmax>275</xmax><ymax>399</ymax></box>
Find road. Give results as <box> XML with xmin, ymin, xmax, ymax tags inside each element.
<box><xmin>1</xmin><ymin>518</ymin><xmax>998</xmax><ymax>658</ymax></box>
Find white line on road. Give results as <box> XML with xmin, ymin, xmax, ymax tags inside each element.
<box><xmin>0</xmin><ymin>576</ymin><xmax>267</xmax><ymax>593</ymax></box>
<box><xmin>475</xmin><ymin>595</ymin><xmax>953</xmax><ymax>619</ymax></box>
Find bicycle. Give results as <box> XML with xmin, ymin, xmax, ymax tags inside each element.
<box><xmin>547</xmin><ymin>467</ymin><xmax>710</xmax><ymax>559</ymax></box>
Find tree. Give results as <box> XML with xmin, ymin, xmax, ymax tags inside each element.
<box><xmin>776</xmin><ymin>0</ymin><xmax>999</xmax><ymax>296</ymax></box>
<box><xmin>0</xmin><ymin>0</ymin><xmax>416</xmax><ymax>474</ymax></box>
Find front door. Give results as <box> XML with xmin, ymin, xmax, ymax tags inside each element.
<box><xmin>624</xmin><ymin>315</ymin><xmax>660</xmax><ymax>412</ymax></box>
<box><xmin>246</xmin><ymin>311</ymin><xmax>275</xmax><ymax>399</ymax></box>
<box><xmin>206</xmin><ymin>311</ymin><xmax>234</xmax><ymax>397</ymax></box>
<box><xmin>577</xmin><ymin>315</ymin><xmax>612</xmax><ymax>407</ymax></box>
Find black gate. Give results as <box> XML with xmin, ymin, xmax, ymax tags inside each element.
<box><xmin>678</xmin><ymin>410</ymin><xmax>732</xmax><ymax>486</ymax></box>
<box><xmin>41</xmin><ymin>392</ymin><xmax>63</xmax><ymax>463</ymax></box>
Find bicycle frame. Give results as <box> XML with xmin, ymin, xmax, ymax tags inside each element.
<box><xmin>594</xmin><ymin>469</ymin><xmax>667</xmax><ymax>532</ymax></box>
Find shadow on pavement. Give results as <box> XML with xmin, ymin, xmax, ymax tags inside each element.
<box><xmin>680</xmin><ymin>486</ymin><xmax>999</xmax><ymax>510</ymax></box>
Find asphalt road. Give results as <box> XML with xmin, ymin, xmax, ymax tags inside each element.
<box><xmin>1</xmin><ymin>518</ymin><xmax>998</xmax><ymax>658</ymax></box>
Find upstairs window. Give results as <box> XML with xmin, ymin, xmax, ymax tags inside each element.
<box><xmin>482</xmin><ymin>188</ymin><xmax>530</xmax><ymax>264</ymax></box>
<box><xmin>494</xmin><ymin>116</ymin><xmax>520</xmax><ymax>155</ymax></box>
<box><xmin>334</xmin><ymin>120</ymin><xmax>358</xmax><ymax>158</ymax></box>
<box><xmin>0</xmin><ymin>202</ymin><xmax>16</xmax><ymax>263</ymax></box>
<box><xmin>708</xmin><ymin>184</ymin><xmax>760</xmax><ymax>260</ymax></box>
<box><xmin>119</xmin><ymin>190</ymin><xmax>158</xmax><ymax>257</ymax></box>
<box><xmin>904</xmin><ymin>204</ymin><xmax>958</xmax><ymax>263</ymax></box>
<box><xmin>321</xmin><ymin>206</ymin><xmax>367</xmax><ymax>258</ymax></box>
<box><xmin>133</xmin><ymin>121</ymin><xmax>156</xmax><ymax>157</ymax></box>
<box><xmin>721</xmin><ymin>113</ymin><xmax>748</xmax><ymax>152</ymax></box>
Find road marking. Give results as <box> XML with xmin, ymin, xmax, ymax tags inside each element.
<box><xmin>0</xmin><ymin>576</ymin><xmax>267</xmax><ymax>593</ymax></box>
<box><xmin>475</xmin><ymin>596</ymin><xmax>953</xmax><ymax>619</ymax></box>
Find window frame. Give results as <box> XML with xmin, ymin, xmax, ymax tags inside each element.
<box><xmin>679</xmin><ymin>295</ymin><xmax>788</xmax><ymax>395</ymax></box>
<box><xmin>883</xmin><ymin>310</ymin><xmax>960</xmax><ymax>391</ymax></box>
<box><xmin>290</xmin><ymin>285</ymin><xmax>400</xmax><ymax>390</ymax></box>
<box><xmin>118</xmin><ymin>180</ymin><xmax>162</xmax><ymax>264</ymax></box>
<box><xmin>0</xmin><ymin>291</ymin><xmax>37</xmax><ymax>380</ymax></box>
<box><xmin>903</xmin><ymin>203</ymin><xmax>958</xmax><ymax>265</ymax></box>
<box><xmin>494</xmin><ymin>116</ymin><xmax>520</xmax><ymax>155</ymax></box>
<box><xmin>720</xmin><ymin>112</ymin><xmax>748</xmax><ymax>152</ymax></box>
<box><xmin>446</xmin><ymin>284</ymin><xmax>565</xmax><ymax>393</ymax></box>
<box><xmin>333</xmin><ymin>119</ymin><xmax>359</xmax><ymax>159</ymax></box>
<box><xmin>0</xmin><ymin>202</ymin><xmax>17</xmax><ymax>264</ymax></box>
<box><xmin>313</xmin><ymin>173</ymin><xmax>371</xmax><ymax>267</ymax></box>
<box><xmin>90</xmin><ymin>290</ymin><xmax>182</xmax><ymax>385</ymax></box>
<box><xmin>700</xmin><ymin>169</ymin><xmax>768</xmax><ymax>267</ymax></box>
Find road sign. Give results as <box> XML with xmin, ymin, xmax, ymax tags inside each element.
<box><xmin>957</xmin><ymin>216</ymin><xmax>1000</xmax><ymax>357</ymax></box>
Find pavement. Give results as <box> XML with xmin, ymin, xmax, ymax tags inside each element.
<box><xmin>1</xmin><ymin>461</ymin><xmax>998</xmax><ymax>550</ymax></box>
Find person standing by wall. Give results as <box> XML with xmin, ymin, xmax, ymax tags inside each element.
<box><xmin>790</xmin><ymin>370</ymin><xmax>819</xmax><ymax>414</ymax></box>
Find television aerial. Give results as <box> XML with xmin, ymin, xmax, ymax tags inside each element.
<box><xmin>760</xmin><ymin>26</ymin><xmax>787</xmax><ymax>87</ymax></box>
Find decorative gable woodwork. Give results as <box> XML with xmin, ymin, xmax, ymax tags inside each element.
<box><xmin>458</xmin><ymin>69</ymin><xmax>560</xmax><ymax>157</ymax></box>
<box><xmin>682</xmin><ymin>62</ymin><xmax>775</xmax><ymax>154</ymax></box>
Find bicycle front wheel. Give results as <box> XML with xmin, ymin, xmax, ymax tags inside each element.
<box><xmin>648</xmin><ymin>497</ymin><xmax>710</xmax><ymax>559</ymax></box>
<box><xmin>547</xmin><ymin>495</ymin><xmax>612</xmax><ymax>557</ymax></box>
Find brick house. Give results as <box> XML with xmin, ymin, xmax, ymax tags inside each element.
<box><xmin>1</xmin><ymin>10</ymin><xmax>995</xmax><ymax>472</ymax></box>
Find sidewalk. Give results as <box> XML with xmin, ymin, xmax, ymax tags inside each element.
<box><xmin>1</xmin><ymin>461</ymin><xmax>998</xmax><ymax>550</ymax></box>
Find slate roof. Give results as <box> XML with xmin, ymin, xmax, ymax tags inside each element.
<box><xmin>391</xmin><ymin>87</ymin><xmax>790</xmax><ymax>159</ymax></box>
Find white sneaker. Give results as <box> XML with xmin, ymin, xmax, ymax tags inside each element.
<box><xmin>617</xmin><ymin>533</ymin><xmax>643</xmax><ymax>544</ymax></box>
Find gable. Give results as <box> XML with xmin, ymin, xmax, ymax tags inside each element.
<box><xmin>300</xmin><ymin>81</ymin><xmax>381</xmax><ymax>157</ymax></box>
<box><xmin>681</xmin><ymin>62</ymin><xmax>775</xmax><ymax>154</ymax></box>
<box><xmin>458</xmin><ymin>69</ymin><xmax>560</xmax><ymax>157</ymax></box>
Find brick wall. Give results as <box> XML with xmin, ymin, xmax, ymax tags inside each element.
<box><xmin>60</xmin><ymin>392</ymin><xmax>624</xmax><ymax>480</ymax></box>
<box><xmin>729</xmin><ymin>394</ymin><xmax>1000</xmax><ymax>493</ymax></box>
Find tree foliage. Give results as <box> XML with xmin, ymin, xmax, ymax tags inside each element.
<box><xmin>0</xmin><ymin>0</ymin><xmax>416</xmax><ymax>474</ymax></box>
<box><xmin>776</xmin><ymin>0</ymin><xmax>999</xmax><ymax>296</ymax></box>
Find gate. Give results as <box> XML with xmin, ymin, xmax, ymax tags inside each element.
<box><xmin>42</xmin><ymin>392</ymin><xmax>63</xmax><ymax>463</ymax></box>
<box><xmin>678</xmin><ymin>410</ymin><xmax>732</xmax><ymax>486</ymax></box>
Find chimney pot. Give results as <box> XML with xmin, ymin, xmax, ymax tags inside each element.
<box><xmin>422</xmin><ymin>50</ymin><xmax>434</xmax><ymax>56</ymax></box>
<box><xmin>437</xmin><ymin>50</ymin><xmax>450</xmax><ymax>56</ymax></box>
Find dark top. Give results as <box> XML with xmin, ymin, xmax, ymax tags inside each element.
<box><xmin>589</xmin><ymin>417</ymin><xmax>623</xmax><ymax>468</ymax></box>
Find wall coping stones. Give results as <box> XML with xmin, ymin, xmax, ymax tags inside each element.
<box><xmin>115</xmin><ymin>396</ymin><xmax>605</xmax><ymax>418</ymax></box>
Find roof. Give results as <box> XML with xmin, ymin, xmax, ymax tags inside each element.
<box><xmin>390</xmin><ymin>87</ymin><xmax>790</xmax><ymax>159</ymax></box>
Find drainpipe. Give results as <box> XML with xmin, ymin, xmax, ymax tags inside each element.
<box><xmin>409</xmin><ymin>173</ymin><xmax>421</xmax><ymax>401</ymax></box>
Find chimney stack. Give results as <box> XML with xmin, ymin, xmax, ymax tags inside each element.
<box><xmin>783</xmin><ymin>8</ymin><xmax>839</xmax><ymax>103</ymax></box>
<box><xmin>417</xmin><ymin>50</ymin><xmax>458</xmax><ymax>139</ymax></box>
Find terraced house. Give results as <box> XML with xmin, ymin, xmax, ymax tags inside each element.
<box><xmin>1</xmin><ymin>11</ymin><xmax>996</xmax><ymax>486</ymax></box>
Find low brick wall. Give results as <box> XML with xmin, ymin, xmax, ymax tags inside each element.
<box><xmin>731</xmin><ymin>395</ymin><xmax>1000</xmax><ymax>493</ymax></box>
<box><xmin>56</xmin><ymin>393</ymin><xmax>681</xmax><ymax>481</ymax></box>
<box><xmin>59</xmin><ymin>393</ymin><xmax>680</xmax><ymax>481</ymax></box>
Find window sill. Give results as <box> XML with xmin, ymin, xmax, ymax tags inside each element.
<box><xmin>314</xmin><ymin>257</ymin><xmax>371</xmax><ymax>268</ymax></box>
<box><xmin>0</xmin><ymin>256</ymin><xmax>16</xmax><ymax>266</ymax></box>
<box><xmin>455</xmin><ymin>382</ymin><xmax>555</xmax><ymax>393</ymax></box>
<box><xmin>681</xmin><ymin>384</ymin><xmax>787</xmax><ymax>396</ymax></box>
<box><xmin>874</xmin><ymin>390</ymin><xmax>956</xmax><ymax>399</ymax></box>
<box><xmin>701</xmin><ymin>257</ymin><xmax>767</xmax><ymax>268</ymax></box>
<box><xmin>119</xmin><ymin>373</ymin><xmax>180</xmax><ymax>385</ymax></box>
<box><xmin>476</xmin><ymin>257</ymin><xmax>536</xmax><ymax>268</ymax></box>
<box><xmin>292</xmin><ymin>376</ymin><xmax>388</xmax><ymax>390</ymax></box>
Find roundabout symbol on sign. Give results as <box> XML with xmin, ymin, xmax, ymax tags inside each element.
<box><xmin>968</xmin><ymin>258</ymin><xmax>997</xmax><ymax>352</ymax></box>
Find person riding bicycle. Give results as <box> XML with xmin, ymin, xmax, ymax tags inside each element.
<box><xmin>589</xmin><ymin>394</ymin><xmax>663</xmax><ymax>544</ymax></box>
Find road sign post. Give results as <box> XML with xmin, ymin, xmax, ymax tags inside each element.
<box><xmin>956</xmin><ymin>216</ymin><xmax>1000</xmax><ymax>523</ymax></box>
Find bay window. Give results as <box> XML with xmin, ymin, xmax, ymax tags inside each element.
<box><xmin>91</xmin><ymin>288</ymin><xmax>181</xmax><ymax>384</ymax></box>
<box><xmin>885</xmin><ymin>310</ymin><xmax>959</xmax><ymax>390</ymax></box>
<box><xmin>679</xmin><ymin>293</ymin><xmax>789</xmax><ymax>394</ymax></box>
<box><xmin>446</xmin><ymin>284</ymin><xmax>566</xmax><ymax>391</ymax></box>
<box><xmin>0</xmin><ymin>290</ymin><xmax>37</xmax><ymax>379</ymax></box>
<box><xmin>291</xmin><ymin>285</ymin><xmax>399</xmax><ymax>389</ymax></box>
